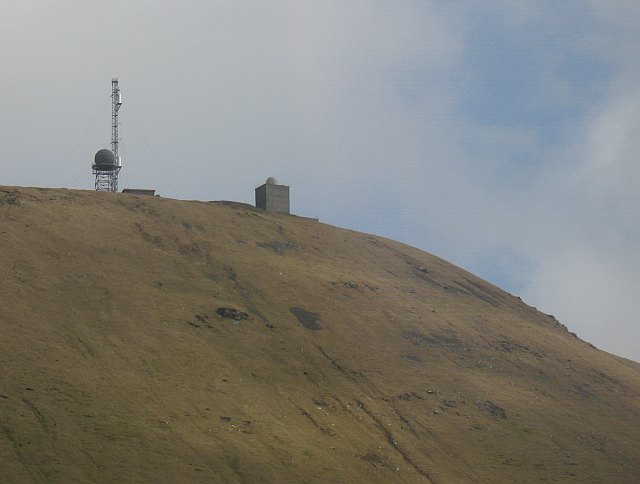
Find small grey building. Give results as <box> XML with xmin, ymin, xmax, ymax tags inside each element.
<box><xmin>255</xmin><ymin>177</ymin><xmax>289</xmax><ymax>214</ymax></box>
<box><xmin>122</xmin><ymin>188</ymin><xmax>156</xmax><ymax>196</ymax></box>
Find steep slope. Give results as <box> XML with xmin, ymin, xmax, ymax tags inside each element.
<box><xmin>1</xmin><ymin>186</ymin><xmax>639</xmax><ymax>483</ymax></box>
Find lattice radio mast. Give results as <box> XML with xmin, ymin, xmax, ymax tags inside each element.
<box><xmin>92</xmin><ymin>78</ymin><xmax>123</xmax><ymax>192</ymax></box>
<box><xmin>110</xmin><ymin>78</ymin><xmax>122</xmax><ymax>190</ymax></box>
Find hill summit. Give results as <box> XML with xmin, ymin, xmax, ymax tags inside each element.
<box><xmin>1</xmin><ymin>186</ymin><xmax>639</xmax><ymax>483</ymax></box>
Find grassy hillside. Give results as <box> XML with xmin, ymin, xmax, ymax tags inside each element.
<box><xmin>1</xmin><ymin>186</ymin><xmax>639</xmax><ymax>483</ymax></box>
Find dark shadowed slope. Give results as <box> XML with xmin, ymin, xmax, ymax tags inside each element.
<box><xmin>1</xmin><ymin>186</ymin><xmax>639</xmax><ymax>483</ymax></box>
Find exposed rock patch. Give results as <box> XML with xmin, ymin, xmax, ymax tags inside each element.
<box><xmin>475</xmin><ymin>399</ymin><xmax>507</xmax><ymax>419</ymax></box>
<box><xmin>257</xmin><ymin>240</ymin><xmax>298</xmax><ymax>255</ymax></box>
<box><xmin>0</xmin><ymin>190</ymin><xmax>20</xmax><ymax>206</ymax></box>
<box><xmin>216</xmin><ymin>307</ymin><xmax>249</xmax><ymax>321</ymax></box>
<box><xmin>495</xmin><ymin>339</ymin><xmax>529</xmax><ymax>353</ymax></box>
<box><xmin>402</xmin><ymin>330</ymin><xmax>464</xmax><ymax>352</ymax></box>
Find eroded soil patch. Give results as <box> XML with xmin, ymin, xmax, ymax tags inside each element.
<box><xmin>290</xmin><ymin>307</ymin><xmax>321</xmax><ymax>330</ymax></box>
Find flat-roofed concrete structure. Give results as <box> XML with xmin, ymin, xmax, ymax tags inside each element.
<box><xmin>255</xmin><ymin>177</ymin><xmax>289</xmax><ymax>214</ymax></box>
<box><xmin>122</xmin><ymin>188</ymin><xmax>156</xmax><ymax>196</ymax></box>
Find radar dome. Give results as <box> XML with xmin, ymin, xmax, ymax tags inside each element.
<box><xmin>266</xmin><ymin>177</ymin><xmax>278</xmax><ymax>185</ymax></box>
<box><xmin>94</xmin><ymin>149</ymin><xmax>116</xmax><ymax>167</ymax></box>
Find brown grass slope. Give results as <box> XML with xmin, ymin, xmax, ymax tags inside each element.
<box><xmin>0</xmin><ymin>186</ymin><xmax>639</xmax><ymax>483</ymax></box>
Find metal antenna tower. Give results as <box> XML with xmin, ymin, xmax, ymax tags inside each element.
<box><xmin>110</xmin><ymin>78</ymin><xmax>122</xmax><ymax>190</ymax></box>
<box><xmin>92</xmin><ymin>78</ymin><xmax>123</xmax><ymax>192</ymax></box>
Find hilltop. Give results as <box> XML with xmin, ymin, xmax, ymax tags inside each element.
<box><xmin>1</xmin><ymin>186</ymin><xmax>639</xmax><ymax>483</ymax></box>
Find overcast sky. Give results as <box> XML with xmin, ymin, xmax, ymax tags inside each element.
<box><xmin>2</xmin><ymin>1</ymin><xmax>639</xmax><ymax>361</ymax></box>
